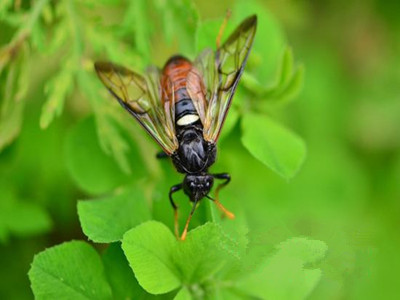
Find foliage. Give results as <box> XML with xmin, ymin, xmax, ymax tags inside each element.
<box><xmin>2</xmin><ymin>0</ymin><xmax>399</xmax><ymax>299</ymax></box>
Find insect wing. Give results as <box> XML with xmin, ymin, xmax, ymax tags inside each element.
<box><xmin>94</xmin><ymin>62</ymin><xmax>178</xmax><ymax>155</ymax></box>
<box><xmin>190</xmin><ymin>15</ymin><xmax>257</xmax><ymax>143</ymax></box>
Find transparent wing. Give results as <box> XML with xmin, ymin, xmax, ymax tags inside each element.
<box><xmin>94</xmin><ymin>62</ymin><xmax>178</xmax><ymax>155</ymax></box>
<box><xmin>189</xmin><ymin>15</ymin><xmax>257</xmax><ymax>143</ymax></box>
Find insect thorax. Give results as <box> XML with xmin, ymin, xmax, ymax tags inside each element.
<box><xmin>172</xmin><ymin>126</ymin><xmax>216</xmax><ymax>174</ymax></box>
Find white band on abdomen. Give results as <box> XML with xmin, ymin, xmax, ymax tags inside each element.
<box><xmin>177</xmin><ymin>114</ymin><xmax>199</xmax><ymax>126</ymax></box>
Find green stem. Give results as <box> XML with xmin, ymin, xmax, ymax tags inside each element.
<box><xmin>207</xmin><ymin>198</ymin><xmax>218</xmax><ymax>223</ymax></box>
<box><xmin>10</xmin><ymin>0</ymin><xmax>49</xmax><ymax>41</ymax></box>
<box><xmin>66</xmin><ymin>0</ymin><xmax>83</xmax><ymax>66</ymax></box>
<box><xmin>1</xmin><ymin>0</ymin><xmax>48</xmax><ymax>67</ymax></box>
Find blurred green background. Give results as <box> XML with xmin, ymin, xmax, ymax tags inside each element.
<box><xmin>1</xmin><ymin>0</ymin><xmax>400</xmax><ymax>299</ymax></box>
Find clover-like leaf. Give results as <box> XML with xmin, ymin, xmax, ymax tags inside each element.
<box><xmin>174</xmin><ymin>287</ymin><xmax>192</xmax><ymax>300</ymax></box>
<box><xmin>173</xmin><ymin>222</ymin><xmax>237</xmax><ymax>284</ymax></box>
<box><xmin>29</xmin><ymin>241</ymin><xmax>112</xmax><ymax>300</ymax></box>
<box><xmin>0</xmin><ymin>182</ymin><xmax>51</xmax><ymax>243</ymax></box>
<box><xmin>78</xmin><ymin>187</ymin><xmax>151</xmax><ymax>243</ymax></box>
<box><xmin>102</xmin><ymin>243</ymin><xmax>147</xmax><ymax>299</ymax></box>
<box><xmin>238</xmin><ymin>237</ymin><xmax>328</xmax><ymax>299</ymax></box>
<box><xmin>122</xmin><ymin>221</ymin><xmax>181</xmax><ymax>294</ymax></box>
<box><xmin>241</xmin><ymin>113</ymin><xmax>306</xmax><ymax>179</ymax></box>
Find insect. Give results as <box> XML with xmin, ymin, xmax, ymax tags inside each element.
<box><xmin>95</xmin><ymin>14</ymin><xmax>257</xmax><ymax>240</ymax></box>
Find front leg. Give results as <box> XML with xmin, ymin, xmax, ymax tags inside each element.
<box><xmin>209</xmin><ymin>173</ymin><xmax>234</xmax><ymax>219</ymax></box>
<box><xmin>169</xmin><ymin>183</ymin><xmax>182</xmax><ymax>238</ymax></box>
<box><xmin>213</xmin><ymin>173</ymin><xmax>231</xmax><ymax>198</ymax></box>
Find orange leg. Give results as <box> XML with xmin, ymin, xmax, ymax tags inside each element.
<box><xmin>169</xmin><ymin>184</ymin><xmax>182</xmax><ymax>239</ymax></box>
<box><xmin>214</xmin><ymin>198</ymin><xmax>235</xmax><ymax>219</ymax></box>
<box><xmin>216</xmin><ymin>9</ymin><xmax>232</xmax><ymax>49</ymax></box>
<box><xmin>211</xmin><ymin>173</ymin><xmax>235</xmax><ymax>219</ymax></box>
<box><xmin>174</xmin><ymin>210</ymin><xmax>179</xmax><ymax>239</ymax></box>
<box><xmin>180</xmin><ymin>201</ymin><xmax>199</xmax><ymax>241</ymax></box>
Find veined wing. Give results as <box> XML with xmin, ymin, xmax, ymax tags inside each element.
<box><xmin>95</xmin><ymin>62</ymin><xmax>178</xmax><ymax>155</ymax></box>
<box><xmin>188</xmin><ymin>15</ymin><xmax>257</xmax><ymax>143</ymax></box>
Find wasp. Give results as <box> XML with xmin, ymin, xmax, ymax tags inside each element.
<box><xmin>95</xmin><ymin>14</ymin><xmax>257</xmax><ymax>240</ymax></box>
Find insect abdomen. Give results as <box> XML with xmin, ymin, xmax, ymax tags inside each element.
<box><xmin>162</xmin><ymin>56</ymin><xmax>200</xmax><ymax>127</ymax></box>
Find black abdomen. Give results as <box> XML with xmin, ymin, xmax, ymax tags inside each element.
<box><xmin>161</xmin><ymin>56</ymin><xmax>200</xmax><ymax>128</ymax></box>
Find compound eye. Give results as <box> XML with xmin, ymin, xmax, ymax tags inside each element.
<box><xmin>206</xmin><ymin>182</ymin><xmax>210</xmax><ymax>187</ymax></box>
<box><xmin>190</xmin><ymin>182</ymin><xmax>195</xmax><ymax>188</ymax></box>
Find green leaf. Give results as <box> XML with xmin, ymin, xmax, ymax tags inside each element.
<box><xmin>122</xmin><ymin>221</ymin><xmax>181</xmax><ymax>294</ymax></box>
<box><xmin>238</xmin><ymin>237</ymin><xmax>328</xmax><ymax>300</ymax></box>
<box><xmin>168</xmin><ymin>0</ymin><xmax>199</xmax><ymax>57</ymax></box>
<box><xmin>65</xmin><ymin>116</ymin><xmax>131</xmax><ymax>195</ymax></box>
<box><xmin>78</xmin><ymin>70</ymin><xmax>134</xmax><ymax>175</ymax></box>
<box><xmin>122</xmin><ymin>0</ymin><xmax>151</xmax><ymax>62</ymax></box>
<box><xmin>174</xmin><ymin>287</ymin><xmax>191</xmax><ymax>300</ymax></box>
<box><xmin>173</xmin><ymin>222</ymin><xmax>237</xmax><ymax>284</ymax></box>
<box><xmin>241</xmin><ymin>47</ymin><xmax>304</xmax><ymax>105</ymax></box>
<box><xmin>278</xmin><ymin>47</ymin><xmax>294</xmax><ymax>87</ymax></box>
<box><xmin>0</xmin><ymin>181</ymin><xmax>51</xmax><ymax>243</ymax></box>
<box><xmin>0</xmin><ymin>0</ymin><xmax>13</xmax><ymax>15</ymax></box>
<box><xmin>276</xmin><ymin>237</ymin><xmax>328</xmax><ymax>264</ymax></box>
<box><xmin>0</xmin><ymin>53</ymin><xmax>25</xmax><ymax>151</ymax></box>
<box><xmin>46</xmin><ymin>19</ymin><xmax>69</xmax><ymax>54</ymax></box>
<box><xmin>241</xmin><ymin>113</ymin><xmax>306</xmax><ymax>179</ymax></box>
<box><xmin>29</xmin><ymin>241</ymin><xmax>112</xmax><ymax>300</ymax></box>
<box><xmin>31</xmin><ymin>21</ymin><xmax>46</xmax><ymax>52</ymax></box>
<box><xmin>102</xmin><ymin>243</ymin><xmax>147</xmax><ymax>300</ymax></box>
<box><xmin>78</xmin><ymin>187</ymin><xmax>151</xmax><ymax>243</ymax></box>
<box><xmin>7</xmin><ymin>201</ymin><xmax>52</xmax><ymax>237</ymax></box>
<box><xmin>40</xmin><ymin>61</ymin><xmax>74</xmax><ymax>129</ymax></box>
<box><xmin>271</xmin><ymin>64</ymin><xmax>304</xmax><ymax>104</ymax></box>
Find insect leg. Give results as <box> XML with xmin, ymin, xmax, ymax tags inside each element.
<box><xmin>210</xmin><ymin>173</ymin><xmax>235</xmax><ymax>219</ymax></box>
<box><xmin>216</xmin><ymin>9</ymin><xmax>232</xmax><ymax>48</ymax></box>
<box><xmin>169</xmin><ymin>184</ymin><xmax>182</xmax><ymax>238</ymax></box>
<box><xmin>213</xmin><ymin>173</ymin><xmax>231</xmax><ymax>199</ymax></box>
<box><xmin>180</xmin><ymin>199</ymin><xmax>199</xmax><ymax>241</ymax></box>
<box><xmin>156</xmin><ymin>151</ymin><xmax>169</xmax><ymax>159</ymax></box>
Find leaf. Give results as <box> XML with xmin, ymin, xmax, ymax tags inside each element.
<box><xmin>102</xmin><ymin>243</ymin><xmax>147</xmax><ymax>300</ymax></box>
<box><xmin>78</xmin><ymin>187</ymin><xmax>151</xmax><ymax>243</ymax></box>
<box><xmin>29</xmin><ymin>241</ymin><xmax>112</xmax><ymax>300</ymax></box>
<box><xmin>276</xmin><ymin>237</ymin><xmax>328</xmax><ymax>265</ymax></box>
<box><xmin>64</xmin><ymin>116</ymin><xmax>131</xmax><ymax>195</ymax></box>
<box><xmin>174</xmin><ymin>287</ymin><xmax>191</xmax><ymax>300</ymax></box>
<box><xmin>278</xmin><ymin>47</ymin><xmax>294</xmax><ymax>87</ymax></box>
<box><xmin>122</xmin><ymin>0</ymin><xmax>151</xmax><ymax>62</ymax></box>
<box><xmin>6</xmin><ymin>201</ymin><xmax>52</xmax><ymax>238</ymax></box>
<box><xmin>78</xmin><ymin>70</ymin><xmax>134</xmax><ymax>174</ymax></box>
<box><xmin>173</xmin><ymin>222</ymin><xmax>237</xmax><ymax>284</ymax></box>
<box><xmin>0</xmin><ymin>53</ymin><xmax>25</xmax><ymax>151</ymax></box>
<box><xmin>169</xmin><ymin>0</ymin><xmax>199</xmax><ymax>57</ymax></box>
<box><xmin>241</xmin><ymin>113</ymin><xmax>306</xmax><ymax>179</ymax></box>
<box><xmin>122</xmin><ymin>221</ymin><xmax>181</xmax><ymax>294</ymax></box>
<box><xmin>238</xmin><ymin>237</ymin><xmax>328</xmax><ymax>300</ymax></box>
<box><xmin>271</xmin><ymin>64</ymin><xmax>304</xmax><ymax>104</ymax></box>
<box><xmin>31</xmin><ymin>21</ymin><xmax>46</xmax><ymax>52</ymax></box>
<box><xmin>46</xmin><ymin>19</ymin><xmax>69</xmax><ymax>55</ymax></box>
<box><xmin>241</xmin><ymin>47</ymin><xmax>304</xmax><ymax>105</ymax></box>
<box><xmin>0</xmin><ymin>0</ymin><xmax>13</xmax><ymax>16</ymax></box>
<box><xmin>40</xmin><ymin>60</ymin><xmax>74</xmax><ymax>129</ymax></box>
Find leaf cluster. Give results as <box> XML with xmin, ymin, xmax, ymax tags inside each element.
<box><xmin>0</xmin><ymin>0</ymin><xmax>320</xmax><ymax>299</ymax></box>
